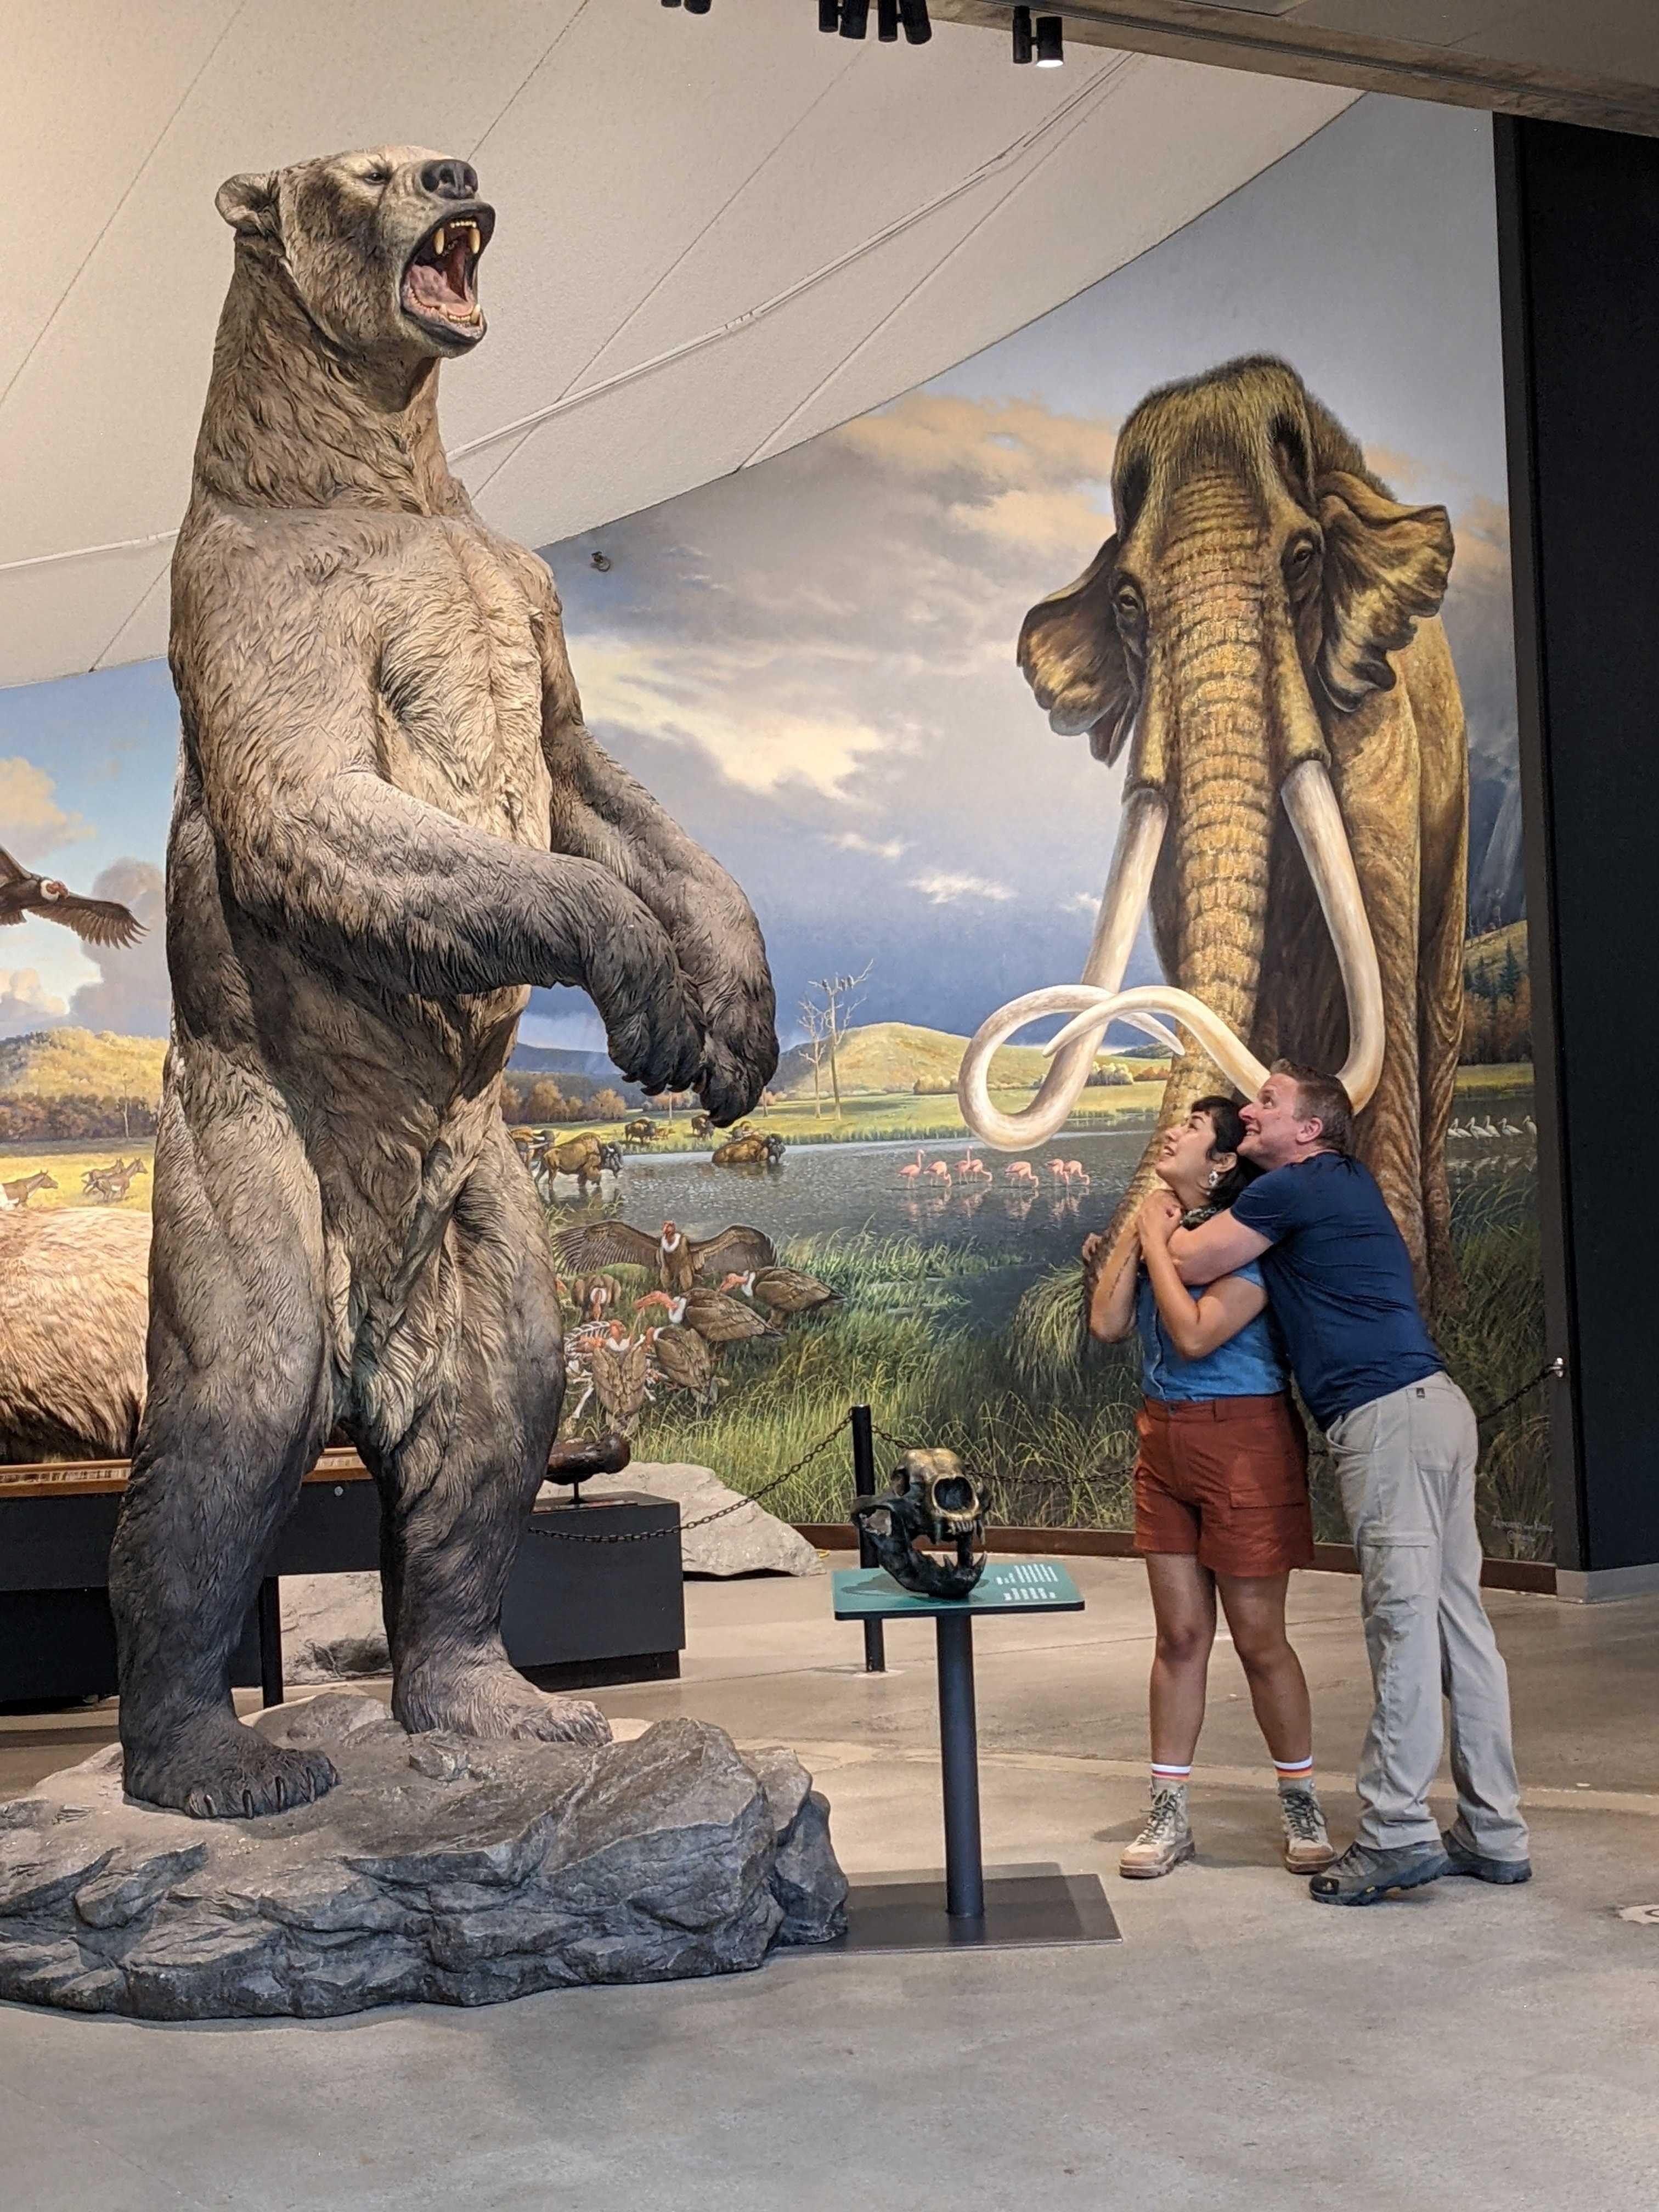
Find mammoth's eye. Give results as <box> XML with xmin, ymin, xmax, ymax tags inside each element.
<box><xmin>1113</xmin><ymin>577</ymin><xmax>1144</xmax><ymax>623</ymax></box>
<box><xmin>1285</xmin><ymin>535</ymin><xmax>1320</xmax><ymax>580</ymax></box>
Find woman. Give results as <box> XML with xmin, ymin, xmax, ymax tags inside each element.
<box><xmin>1081</xmin><ymin>1097</ymin><xmax>1333</xmax><ymax>1880</ymax></box>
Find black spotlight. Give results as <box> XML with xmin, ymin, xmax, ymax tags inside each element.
<box><xmin>1012</xmin><ymin>5</ymin><xmax>1032</xmax><ymax>64</ymax></box>
<box><xmin>877</xmin><ymin>0</ymin><xmax>898</xmax><ymax>39</ymax></box>
<box><xmin>1035</xmin><ymin>12</ymin><xmax>1064</xmax><ymax>65</ymax></box>
<box><xmin>819</xmin><ymin>0</ymin><xmax>839</xmax><ymax>27</ymax></box>
<box><xmin>685</xmin><ymin>0</ymin><xmax>712</xmax><ymax>12</ymax></box>
<box><xmin>839</xmin><ymin>0</ymin><xmax>870</xmax><ymax>34</ymax></box>
<box><xmin>898</xmin><ymin>0</ymin><xmax>931</xmax><ymax>40</ymax></box>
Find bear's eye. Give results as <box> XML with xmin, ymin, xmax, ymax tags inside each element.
<box><xmin>359</xmin><ymin>162</ymin><xmax>393</xmax><ymax>188</ymax></box>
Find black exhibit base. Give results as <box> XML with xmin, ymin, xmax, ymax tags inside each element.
<box><xmin>828</xmin><ymin>1864</ymin><xmax>1121</xmax><ymax>1953</ymax></box>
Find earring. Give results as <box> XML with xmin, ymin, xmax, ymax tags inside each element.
<box><xmin>1206</xmin><ymin>1169</ymin><xmax>1220</xmax><ymax>1188</ymax></box>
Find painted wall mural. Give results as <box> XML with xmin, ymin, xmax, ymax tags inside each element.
<box><xmin>0</xmin><ymin>98</ymin><xmax>1548</xmax><ymax>1558</ymax></box>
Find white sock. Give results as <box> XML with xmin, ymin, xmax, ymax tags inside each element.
<box><xmin>1150</xmin><ymin>1762</ymin><xmax>1192</xmax><ymax>1799</ymax></box>
<box><xmin>1275</xmin><ymin>1757</ymin><xmax>1316</xmax><ymax>1797</ymax></box>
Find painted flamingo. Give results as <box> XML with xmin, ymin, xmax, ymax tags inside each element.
<box><xmin>957</xmin><ymin>1152</ymin><xmax>991</xmax><ymax>1183</ymax></box>
<box><xmin>1046</xmin><ymin>1159</ymin><xmax>1068</xmax><ymax>1181</ymax></box>
<box><xmin>1005</xmin><ymin>1161</ymin><xmax>1037</xmax><ymax>1186</ymax></box>
<box><xmin>929</xmin><ymin>1160</ymin><xmax>952</xmax><ymax>1183</ymax></box>
<box><xmin>898</xmin><ymin>1150</ymin><xmax>925</xmax><ymax>1182</ymax></box>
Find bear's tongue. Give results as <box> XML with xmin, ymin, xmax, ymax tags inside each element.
<box><xmin>404</xmin><ymin>228</ymin><xmax>477</xmax><ymax>321</ymax></box>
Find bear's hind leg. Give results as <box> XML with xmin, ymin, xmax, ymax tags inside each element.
<box><xmin>110</xmin><ymin>1085</ymin><xmax>338</xmax><ymax>1816</ymax></box>
<box><xmin>368</xmin><ymin>1130</ymin><xmax>608</xmax><ymax>1748</ymax></box>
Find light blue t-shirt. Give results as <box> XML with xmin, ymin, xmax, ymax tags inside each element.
<box><xmin>1135</xmin><ymin>1261</ymin><xmax>1288</xmax><ymax>1403</ymax></box>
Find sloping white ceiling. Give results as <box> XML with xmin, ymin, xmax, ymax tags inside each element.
<box><xmin>0</xmin><ymin>0</ymin><xmax>1353</xmax><ymax>689</ymax></box>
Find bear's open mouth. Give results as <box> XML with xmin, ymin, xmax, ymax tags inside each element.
<box><xmin>402</xmin><ymin>210</ymin><xmax>493</xmax><ymax>334</ymax></box>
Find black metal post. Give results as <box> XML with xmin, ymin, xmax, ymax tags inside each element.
<box><xmin>256</xmin><ymin>1576</ymin><xmax>284</xmax><ymax>1707</ymax></box>
<box><xmin>934</xmin><ymin>1612</ymin><xmax>984</xmax><ymax>1919</ymax></box>
<box><xmin>848</xmin><ymin>1403</ymin><xmax>885</xmax><ymax>1672</ymax></box>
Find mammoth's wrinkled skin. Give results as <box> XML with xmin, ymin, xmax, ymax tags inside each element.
<box><xmin>109</xmin><ymin>148</ymin><xmax>776</xmax><ymax>1818</ymax></box>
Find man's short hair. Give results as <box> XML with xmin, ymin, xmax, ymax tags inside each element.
<box><xmin>1271</xmin><ymin>1059</ymin><xmax>1355</xmax><ymax>1155</ymax></box>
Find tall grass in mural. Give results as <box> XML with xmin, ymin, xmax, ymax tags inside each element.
<box><xmin>556</xmin><ymin>1158</ymin><xmax>1549</xmax><ymax>1558</ymax></box>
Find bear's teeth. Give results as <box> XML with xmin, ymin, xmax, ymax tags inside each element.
<box><xmin>432</xmin><ymin>225</ymin><xmax>447</xmax><ymax>256</ymax></box>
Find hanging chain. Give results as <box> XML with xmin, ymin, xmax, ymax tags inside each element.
<box><xmin>534</xmin><ymin>1417</ymin><xmax>850</xmax><ymax>1543</ymax></box>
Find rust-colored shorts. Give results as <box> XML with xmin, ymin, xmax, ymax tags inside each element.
<box><xmin>1133</xmin><ymin>1393</ymin><xmax>1314</xmax><ymax>1577</ymax></box>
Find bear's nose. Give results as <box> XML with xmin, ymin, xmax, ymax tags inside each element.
<box><xmin>420</xmin><ymin>159</ymin><xmax>479</xmax><ymax>202</ymax></box>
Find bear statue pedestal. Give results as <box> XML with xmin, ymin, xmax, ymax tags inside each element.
<box><xmin>0</xmin><ymin>1692</ymin><xmax>845</xmax><ymax>2019</ymax></box>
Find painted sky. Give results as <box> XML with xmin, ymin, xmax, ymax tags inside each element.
<box><xmin>0</xmin><ymin>93</ymin><xmax>1519</xmax><ymax>1057</ymax></box>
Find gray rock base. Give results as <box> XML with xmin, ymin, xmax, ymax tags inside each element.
<box><xmin>0</xmin><ymin>1693</ymin><xmax>846</xmax><ymax>2019</ymax></box>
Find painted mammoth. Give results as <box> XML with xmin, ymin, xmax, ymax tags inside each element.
<box><xmin>959</xmin><ymin>356</ymin><xmax>1465</xmax><ymax>1311</ymax></box>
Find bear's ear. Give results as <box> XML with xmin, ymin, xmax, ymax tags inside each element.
<box><xmin>1017</xmin><ymin>535</ymin><xmax>1139</xmax><ymax>764</ymax></box>
<box><xmin>1316</xmin><ymin>471</ymin><xmax>1453</xmax><ymax>712</ymax></box>
<box><xmin>215</xmin><ymin>171</ymin><xmax>280</xmax><ymax>241</ymax></box>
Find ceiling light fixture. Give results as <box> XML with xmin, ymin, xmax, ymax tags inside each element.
<box><xmin>839</xmin><ymin>0</ymin><xmax>870</xmax><ymax>35</ymax></box>
<box><xmin>819</xmin><ymin>0</ymin><xmax>839</xmax><ymax>26</ymax></box>
<box><xmin>878</xmin><ymin>0</ymin><xmax>899</xmax><ymax>37</ymax></box>
<box><xmin>898</xmin><ymin>0</ymin><xmax>932</xmax><ymax>38</ymax></box>
<box><xmin>1035</xmin><ymin>13</ymin><xmax>1064</xmax><ymax>65</ymax></box>
<box><xmin>1012</xmin><ymin>5</ymin><xmax>1032</xmax><ymax>64</ymax></box>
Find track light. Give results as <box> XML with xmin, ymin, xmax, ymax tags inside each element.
<box><xmin>685</xmin><ymin>0</ymin><xmax>712</xmax><ymax>12</ymax></box>
<box><xmin>1012</xmin><ymin>5</ymin><xmax>1032</xmax><ymax>63</ymax></box>
<box><xmin>1035</xmin><ymin>13</ymin><xmax>1064</xmax><ymax>65</ymax></box>
<box><xmin>823</xmin><ymin>0</ymin><xmax>929</xmax><ymax>37</ymax></box>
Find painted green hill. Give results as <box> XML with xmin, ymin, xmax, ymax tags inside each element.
<box><xmin>0</xmin><ymin>1029</ymin><xmax>167</xmax><ymax>1100</ymax></box>
<box><xmin>772</xmin><ymin>1020</ymin><xmax>1159</xmax><ymax>1099</ymax></box>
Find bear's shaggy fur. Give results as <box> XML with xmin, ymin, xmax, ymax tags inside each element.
<box><xmin>109</xmin><ymin>148</ymin><xmax>776</xmax><ymax>1817</ymax></box>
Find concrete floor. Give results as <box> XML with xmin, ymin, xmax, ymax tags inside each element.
<box><xmin>4</xmin><ymin>1557</ymin><xmax>1657</xmax><ymax>2210</ymax></box>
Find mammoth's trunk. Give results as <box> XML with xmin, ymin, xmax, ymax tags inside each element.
<box><xmin>1118</xmin><ymin>544</ymin><xmax>1281</xmax><ymax>1233</ymax></box>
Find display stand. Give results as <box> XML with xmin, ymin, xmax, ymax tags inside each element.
<box><xmin>829</xmin><ymin>1560</ymin><xmax>1120</xmax><ymax>1951</ymax></box>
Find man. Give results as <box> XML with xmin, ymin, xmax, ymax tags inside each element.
<box><xmin>1140</xmin><ymin>1060</ymin><xmax>1530</xmax><ymax>1905</ymax></box>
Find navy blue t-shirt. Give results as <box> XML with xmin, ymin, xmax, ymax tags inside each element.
<box><xmin>1228</xmin><ymin>1153</ymin><xmax>1441</xmax><ymax>1429</ymax></box>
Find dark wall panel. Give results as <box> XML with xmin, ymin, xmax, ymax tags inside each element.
<box><xmin>1496</xmin><ymin>116</ymin><xmax>1659</xmax><ymax>1574</ymax></box>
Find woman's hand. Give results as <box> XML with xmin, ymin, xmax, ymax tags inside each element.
<box><xmin>1137</xmin><ymin>1189</ymin><xmax>1182</xmax><ymax>1246</ymax></box>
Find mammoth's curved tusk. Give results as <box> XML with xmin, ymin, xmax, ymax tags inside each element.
<box><xmin>1280</xmin><ymin>759</ymin><xmax>1384</xmax><ymax>1112</ymax></box>
<box><xmin>1042</xmin><ymin>985</ymin><xmax>1268</xmax><ymax>1097</ymax></box>
<box><xmin>956</xmin><ymin>787</ymin><xmax>1169</xmax><ymax>1149</ymax></box>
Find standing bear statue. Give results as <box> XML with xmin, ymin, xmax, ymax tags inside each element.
<box><xmin>109</xmin><ymin>148</ymin><xmax>778</xmax><ymax>1818</ymax></box>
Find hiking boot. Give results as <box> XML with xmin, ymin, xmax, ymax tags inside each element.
<box><xmin>1279</xmin><ymin>1785</ymin><xmax>1336</xmax><ymax>1874</ymax></box>
<box><xmin>1310</xmin><ymin>1839</ymin><xmax>1453</xmax><ymax>1906</ymax></box>
<box><xmin>1119</xmin><ymin>1787</ymin><xmax>1195</xmax><ymax>1880</ymax></box>
<box><xmin>1442</xmin><ymin>1827</ymin><xmax>1533</xmax><ymax>1885</ymax></box>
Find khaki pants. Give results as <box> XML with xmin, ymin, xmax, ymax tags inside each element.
<box><xmin>1327</xmin><ymin>1372</ymin><xmax>1529</xmax><ymax>1858</ymax></box>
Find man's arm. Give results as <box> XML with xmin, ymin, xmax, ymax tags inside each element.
<box><xmin>1167</xmin><ymin>1210</ymin><xmax>1271</xmax><ymax>1285</ymax></box>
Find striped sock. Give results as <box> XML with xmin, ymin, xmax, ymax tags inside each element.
<box><xmin>1150</xmin><ymin>1760</ymin><xmax>1193</xmax><ymax>1792</ymax></box>
<box><xmin>1274</xmin><ymin>1754</ymin><xmax>1314</xmax><ymax>1793</ymax></box>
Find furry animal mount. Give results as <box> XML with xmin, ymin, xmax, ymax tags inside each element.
<box><xmin>106</xmin><ymin>144</ymin><xmax>778</xmax><ymax>1822</ymax></box>
<box><xmin>959</xmin><ymin>356</ymin><xmax>1468</xmax><ymax>1312</ymax></box>
<box><xmin>554</xmin><ymin>1218</ymin><xmax>776</xmax><ymax>1294</ymax></box>
<box><xmin>0</xmin><ymin>844</ymin><xmax>144</xmax><ymax>948</ymax></box>
<box><xmin>0</xmin><ymin>1697</ymin><xmax>846</xmax><ymax>2018</ymax></box>
<box><xmin>0</xmin><ymin>1210</ymin><xmax>150</xmax><ymax>1463</ymax></box>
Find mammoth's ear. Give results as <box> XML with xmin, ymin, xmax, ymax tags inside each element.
<box><xmin>1017</xmin><ymin>535</ymin><xmax>1139</xmax><ymax>764</ymax></box>
<box><xmin>1317</xmin><ymin>471</ymin><xmax>1454</xmax><ymax>712</ymax></box>
<box><xmin>215</xmin><ymin>171</ymin><xmax>280</xmax><ymax>241</ymax></box>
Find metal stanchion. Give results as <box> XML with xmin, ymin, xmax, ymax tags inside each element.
<box><xmin>848</xmin><ymin>1403</ymin><xmax>886</xmax><ymax>1673</ymax></box>
<box><xmin>934</xmin><ymin>1612</ymin><xmax>985</xmax><ymax>1919</ymax></box>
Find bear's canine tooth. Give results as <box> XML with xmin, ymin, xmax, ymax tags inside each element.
<box><xmin>432</xmin><ymin>225</ymin><xmax>447</xmax><ymax>256</ymax></box>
